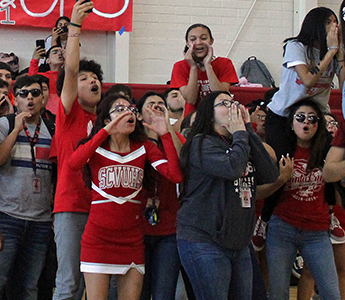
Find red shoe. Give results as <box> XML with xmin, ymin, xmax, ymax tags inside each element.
<box><xmin>330</xmin><ymin>213</ymin><xmax>345</xmax><ymax>244</ymax></box>
<box><xmin>252</xmin><ymin>216</ymin><xmax>267</xmax><ymax>251</ymax></box>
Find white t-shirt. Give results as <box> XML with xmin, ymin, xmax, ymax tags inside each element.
<box><xmin>268</xmin><ymin>40</ymin><xmax>338</xmax><ymax>117</ymax></box>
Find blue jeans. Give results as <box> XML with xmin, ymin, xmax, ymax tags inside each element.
<box><xmin>266</xmin><ymin>215</ymin><xmax>340</xmax><ymax>300</ymax></box>
<box><xmin>0</xmin><ymin>212</ymin><xmax>51</xmax><ymax>300</ymax></box>
<box><xmin>177</xmin><ymin>239</ymin><xmax>252</xmax><ymax>300</ymax></box>
<box><xmin>53</xmin><ymin>212</ymin><xmax>88</xmax><ymax>300</ymax></box>
<box><xmin>141</xmin><ymin>234</ymin><xmax>181</xmax><ymax>300</ymax></box>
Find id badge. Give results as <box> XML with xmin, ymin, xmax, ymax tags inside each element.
<box><xmin>32</xmin><ymin>177</ymin><xmax>42</xmax><ymax>194</ymax></box>
<box><xmin>240</xmin><ymin>187</ymin><xmax>252</xmax><ymax>208</ymax></box>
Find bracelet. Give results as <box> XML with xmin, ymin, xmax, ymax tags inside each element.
<box><xmin>68</xmin><ymin>33</ymin><xmax>80</xmax><ymax>37</ymax></box>
<box><xmin>69</xmin><ymin>22</ymin><xmax>81</xmax><ymax>28</ymax></box>
<box><xmin>328</xmin><ymin>46</ymin><xmax>339</xmax><ymax>50</ymax></box>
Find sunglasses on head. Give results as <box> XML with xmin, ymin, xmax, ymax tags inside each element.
<box><xmin>15</xmin><ymin>88</ymin><xmax>42</xmax><ymax>98</ymax></box>
<box><xmin>294</xmin><ymin>113</ymin><xmax>319</xmax><ymax>124</ymax></box>
<box><xmin>109</xmin><ymin>105</ymin><xmax>138</xmax><ymax>115</ymax></box>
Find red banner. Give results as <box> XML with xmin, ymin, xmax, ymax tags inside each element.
<box><xmin>0</xmin><ymin>0</ymin><xmax>132</xmax><ymax>32</ymax></box>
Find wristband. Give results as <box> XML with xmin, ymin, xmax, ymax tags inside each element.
<box><xmin>68</xmin><ymin>33</ymin><xmax>80</xmax><ymax>37</ymax></box>
<box><xmin>69</xmin><ymin>22</ymin><xmax>81</xmax><ymax>28</ymax></box>
<box><xmin>328</xmin><ymin>46</ymin><xmax>339</xmax><ymax>50</ymax></box>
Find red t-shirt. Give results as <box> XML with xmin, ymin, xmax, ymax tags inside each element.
<box><xmin>28</xmin><ymin>59</ymin><xmax>59</xmax><ymax>114</ymax></box>
<box><xmin>274</xmin><ymin>146</ymin><xmax>329</xmax><ymax>230</ymax></box>
<box><xmin>141</xmin><ymin>133</ymin><xmax>186</xmax><ymax>236</ymax></box>
<box><xmin>51</xmin><ymin>98</ymin><xmax>96</xmax><ymax>213</ymax></box>
<box><xmin>170</xmin><ymin>57</ymin><xmax>238</xmax><ymax>116</ymax></box>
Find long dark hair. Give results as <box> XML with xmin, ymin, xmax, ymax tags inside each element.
<box><xmin>340</xmin><ymin>1</ymin><xmax>345</xmax><ymax>48</ymax></box>
<box><xmin>284</xmin><ymin>7</ymin><xmax>337</xmax><ymax>62</ymax></box>
<box><xmin>287</xmin><ymin>98</ymin><xmax>327</xmax><ymax>170</ymax></box>
<box><xmin>80</xmin><ymin>95</ymin><xmax>146</xmax><ymax>189</ymax></box>
<box><xmin>180</xmin><ymin>91</ymin><xmax>231</xmax><ymax>172</ymax></box>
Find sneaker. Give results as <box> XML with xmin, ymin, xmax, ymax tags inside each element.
<box><xmin>330</xmin><ymin>213</ymin><xmax>345</xmax><ymax>244</ymax></box>
<box><xmin>292</xmin><ymin>253</ymin><xmax>303</xmax><ymax>279</ymax></box>
<box><xmin>252</xmin><ymin>216</ymin><xmax>267</xmax><ymax>251</ymax></box>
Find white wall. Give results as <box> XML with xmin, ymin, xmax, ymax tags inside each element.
<box><xmin>0</xmin><ymin>0</ymin><xmax>341</xmax><ymax>86</ymax></box>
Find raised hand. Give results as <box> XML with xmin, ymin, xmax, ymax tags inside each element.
<box><xmin>203</xmin><ymin>42</ymin><xmax>214</xmax><ymax>66</ymax></box>
<box><xmin>72</xmin><ymin>0</ymin><xmax>94</xmax><ymax>25</ymax></box>
<box><xmin>143</xmin><ymin>106</ymin><xmax>168</xmax><ymax>136</ymax></box>
<box><xmin>32</xmin><ymin>46</ymin><xmax>46</xmax><ymax>60</ymax></box>
<box><xmin>0</xmin><ymin>95</ymin><xmax>14</xmax><ymax>116</ymax></box>
<box><xmin>184</xmin><ymin>43</ymin><xmax>197</xmax><ymax>67</ymax></box>
<box><xmin>104</xmin><ymin>111</ymin><xmax>132</xmax><ymax>134</ymax></box>
<box><xmin>238</xmin><ymin>104</ymin><xmax>251</xmax><ymax>124</ymax></box>
<box><xmin>223</xmin><ymin>103</ymin><xmax>246</xmax><ymax>134</ymax></box>
<box><xmin>279</xmin><ymin>154</ymin><xmax>294</xmax><ymax>182</ymax></box>
<box><xmin>327</xmin><ymin>22</ymin><xmax>339</xmax><ymax>54</ymax></box>
<box><xmin>14</xmin><ymin>112</ymin><xmax>32</xmax><ymax>133</ymax></box>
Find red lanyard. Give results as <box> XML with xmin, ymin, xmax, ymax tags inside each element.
<box><xmin>23</xmin><ymin>118</ymin><xmax>41</xmax><ymax>175</ymax></box>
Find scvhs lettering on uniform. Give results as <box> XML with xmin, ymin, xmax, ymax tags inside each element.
<box><xmin>98</xmin><ymin>165</ymin><xmax>143</xmax><ymax>190</ymax></box>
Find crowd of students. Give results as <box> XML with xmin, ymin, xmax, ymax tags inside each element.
<box><xmin>2</xmin><ymin>0</ymin><xmax>345</xmax><ymax>299</ymax></box>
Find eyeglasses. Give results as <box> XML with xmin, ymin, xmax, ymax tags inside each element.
<box><xmin>257</xmin><ymin>115</ymin><xmax>266</xmax><ymax>121</ymax></box>
<box><xmin>294</xmin><ymin>113</ymin><xmax>320</xmax><ymax>124</ymax></box>
<box><xmin>109</xmin><ymin>105</ymin><xmax>138</xmax><ymax>115</ymax></box>
<box><xmin>214</xmin><ymin>97</ymin><xmax>239</xmax><ymax>108</ymax></box>
<box><xmin>15</xmin><ymin>88</ymin><xmax>42</xmax><ymax>98</ymax></box>
<box><xmin>326</xmin><ymin>120</ymin><xmax>338</xmax><ymax>127</ymax></box>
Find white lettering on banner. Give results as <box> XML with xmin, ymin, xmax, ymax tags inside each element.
<box><xmin>16</xmin><ymin>0</ymin><xmax>129</xmax><ymax>19</ymax></box>
<box><xmin>20</xmin><ymin>0</ymin><xmax>59</xmax><ymax>17</ymax></box>
<box><xmin>93</xmin><ymin>0</ymin><xmax>129</xmax><ymax>18</ymax></box>
<box><xmin>0</xmin><ymin>0</ymin><xmax>16</xmax><ymax>24</ymax></box>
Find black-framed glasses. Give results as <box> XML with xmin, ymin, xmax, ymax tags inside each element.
<box><xmin>109</xmin><ymin>105</ymin><xmax>138</xmax><ymax>115</ymax></box>
<box><xmin>294</xmin><ymin>113</ymin><xmax>319</xmax><ymax>124</ymax></box>
<box><xmin>15</xmin><ymin>88</ymin><xmax>42</xmax><ymax>98</ymax></box>
<box><xmin>326</xmin><ymin>120</ymin><xmax>339</xmax><ymax>127</ymax></box>
<box><xmin>214</xmin><ymin>97</ymin><xmax>238</xmax><ymax>108</ymax></box>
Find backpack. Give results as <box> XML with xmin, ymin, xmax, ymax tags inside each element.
<box><xmin>0</xmin><ymin>52</ymin><xmax>19</xmax><ymax>78</ymax></box>
<box><xmin>240</xmin><ymin>56</ymin><xmax>276</xmax><ymax>88</ymax></box>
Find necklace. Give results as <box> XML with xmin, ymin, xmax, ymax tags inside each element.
<box><xmin>217</xmin><ymin>132</ymin><xmax>232</xmax><ymax>147</ymax></box>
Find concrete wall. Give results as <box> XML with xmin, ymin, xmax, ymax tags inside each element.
<box><xmin>0</xmin><ymin>0</ymin><xmax>341</xmax><ymax>86</ymax></box>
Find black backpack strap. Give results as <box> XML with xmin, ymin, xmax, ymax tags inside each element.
<box><xmin>5</xmin><ymin>114</ymin><xmax>15</xmax><ymax>134</ymax></box>
<box><xmin>42</xmin><ymin>116</ymin><xmax>55</xmax><ymax>137</ymax></box>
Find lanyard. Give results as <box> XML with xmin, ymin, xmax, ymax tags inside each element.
<box><xmin>23</xmin><ymin>118</ymin><xmax>41</xmax><ymax>175</ymax></box>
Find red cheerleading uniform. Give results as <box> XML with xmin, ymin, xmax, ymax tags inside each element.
<box><xmin>69</xmin><ymin>129</ymin><xmax>183</xmax><ymax>275</ymax></box>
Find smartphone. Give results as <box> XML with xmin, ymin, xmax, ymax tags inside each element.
<box><xmin>77</xmin><ymin>0</ymin><xmax>93</xmax><ymax>13</ymax></box>
<box><xmin>61</xmin><ymin>25</ymin><xmax>68</xmax><ymax>33</ymax></box>
<box><xmin>36</xmin><ymin>39</ymin><xmax>45</xmax><ymax>49</ymax></box>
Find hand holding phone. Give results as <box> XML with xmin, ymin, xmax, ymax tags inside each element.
<box><xmin>77</xmin><ymin>0</ymin><xmax>93</xmax><ymax>13</ymax></box>
<box><xmin>36</xmin><ymin>39</ymin><xmax>45</xmax><ymax>50</ymax></box>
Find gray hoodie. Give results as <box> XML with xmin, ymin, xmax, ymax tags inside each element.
<box><xmin>177</xmin><ymin>124</ymin><xmax>278</xmax><ymax>250</ymax></box>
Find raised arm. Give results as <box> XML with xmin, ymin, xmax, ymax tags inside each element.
<box><xmin>69</xmin><ymin>112</ymin><xmax>131</xmax><ymax>170</ymax></box>
<box><xmin>61</xmin><ymin>0</ymin><xmax>93</xmax><ymax>114</ymax></box>
<box><xmin>323</xmin><ymin>146</ymin><xmax>345</xmax><ymax>182</ymax></box>
<box><xmin>178</xmin><ymin>43</ymin><xmax>199</xmax><ymax>105</ymax></box>
<box><xmin>294</xmin><ymin>23</ymin><xmax>339</xmax><ymax>89</ymax></box>
<box><xmin>28</xmin><ymin>47</ymin><xmax>45</xmax><ymax>76</ymax></box>
<box><xmin>203</xmin><ymin>44</ymin><xmax>231</xmax><ymax>92</ymax></box>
